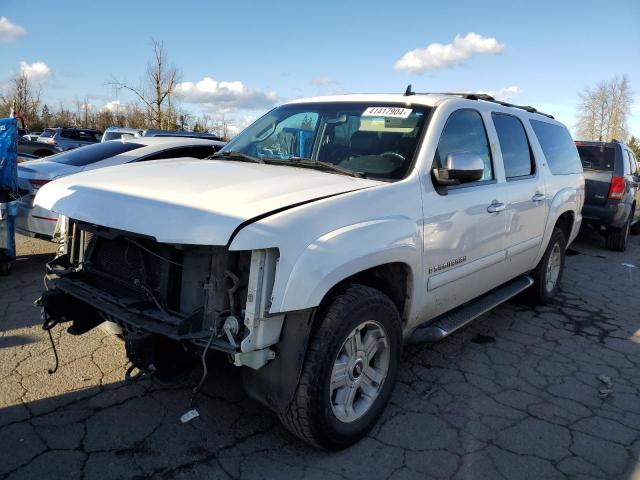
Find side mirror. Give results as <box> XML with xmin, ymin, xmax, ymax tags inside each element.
<box><xmin>432</xmin><ymin>152</ymin><xmax>484</xmax><ymax>186</ymax></box>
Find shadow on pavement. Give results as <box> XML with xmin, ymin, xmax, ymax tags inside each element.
<box><xmin>0</xmin><ymin>334</ymin><xmax>39</xmax><ymax>349</ymax></box>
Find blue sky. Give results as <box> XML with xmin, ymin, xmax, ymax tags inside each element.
<box><xmin>2</xmin><ymin>0</ymin><xmax>639</xmax><ymax>136</ymax></box>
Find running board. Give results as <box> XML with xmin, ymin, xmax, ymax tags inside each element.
<box><xmin>410</xmin><ymin>275</ymin><xmax>533</xmax><ymax>343</ymax></box>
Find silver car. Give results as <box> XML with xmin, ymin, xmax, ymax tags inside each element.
<box><xmin>37</xmin><ymin>128</ymin><xmax>102</xmax><ymax>150</ymax></box>
<box><xmin>17</xmin><ymin>136</ymin><xmax>225</xmax><ymax>238</ymax></box>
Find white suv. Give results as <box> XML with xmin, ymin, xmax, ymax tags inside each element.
<box><xmin>35</xmin><ymin>92</ymin><xmax>584</xmax><ymax>449</ymax></box>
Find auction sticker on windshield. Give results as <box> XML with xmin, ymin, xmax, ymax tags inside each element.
<box><xmin>362</xmin><ymin>107</ymin><xmax>412</xmax><ymax>118</ymax></box>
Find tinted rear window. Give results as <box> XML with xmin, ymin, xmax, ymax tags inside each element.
<box><xmin>530</xmin><ymin>120</ymin><xmax>581</xmax><ymax>175</ymax></box>
<box><xmin>577</xmin><ymin>145</ymin><xmax>615</xmax><ymax>171</ymax></box>
<box><xmin>102</xmin><ymin>131</ymin><xmax>129</xmax><ymax>141</ymax></box>
<box><xmin>50</xmin><ymin>141</ymin><xmax>144</xmax><ymax>166</ymax></box>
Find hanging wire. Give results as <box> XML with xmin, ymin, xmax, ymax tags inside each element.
<box><xmin>190</xmin><ymin>328</ymin><xmax>216</xmax><ymax>407</ymax></box>
<box><xmin>124</xmin><ymin>237</ymin><xmax>183</xmax><ymax>267</ymax></box>
<box><xmin>45</xmin><ymin>328</ymin><xmax>59</xmax><ymax>374</ymax></box>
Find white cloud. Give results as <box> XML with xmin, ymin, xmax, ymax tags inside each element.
<box><xmin>215</xmin><ymin>115</ymin><xmax>256</xmax><ymax>139</ymax></box>
<box><xmin>101</xmin><ymin>100</ymin><xmax>123</xmax><ymax>113</ymax></box>
<box><xmin>0</xmin><ymin>17</ymin><xmax>25</xmax><ymax>43</ymax></box>
<box><xmin>19</xmin><ymin>61</ymin><xmax>51</xmax><ymax>82</ymax></box>
<box><xmin>395</xmin><ymin>32</ymin><xmax>505</xmax><ymax>74</ymax></box>
<box><xmin>310</xmin><ymin>76</ymin><xmax>336</xmax><ymax>86</ymax></box>
<box><xmin>175</xmin><ymin>77</ymin><xmax>278</xmax><ymax>111</ymax></box>
<box><xmin>477</xmin><ymin>85</ymin><xmax>522</xmax><ymax>101</ymax></box>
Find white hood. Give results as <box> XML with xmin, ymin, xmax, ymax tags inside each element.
<box><xmin>35</xmin><ymin>158</ymin><xmax>381</xmax><ymax>244</ymax></box>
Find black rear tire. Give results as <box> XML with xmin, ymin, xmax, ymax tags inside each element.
<box><xmin>528</xmin><ymin>228</ymin><xmax>566</xmax><ymax>305</ymax></box>
<box><xmin>606</xmin><ymin>215</ymin><xmax>631</xmax><ymax>251</ymax></box>
<box><xmin>629</xmin><ymin>212</ymin><xmax>640</xmax><ymax>235</ymax></box>
<box><xmin>280</xmin><ymin>284</ymin><xmax>402</xmax><ymax>449</ymax></box>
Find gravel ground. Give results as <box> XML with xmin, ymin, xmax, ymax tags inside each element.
<box><xmin>1</xmin><ymin>230</ymin><xmax>639</xmax><ymax>480</ymax></box>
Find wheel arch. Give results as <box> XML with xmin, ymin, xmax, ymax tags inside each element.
<box><xmin>532</xmin><ymin>186</ymin><xmax>581</xmax><ymax>267</ymax></box>
<box><xmin>321</xmin><ymin>262</ymin><xmax>413</xmax><ymax>323</ymax></box>
<box><xmin>273</xmin><ymin>217</ymin><xmax>422</xmax><ymax>316</ymax></box>
<box><xmin>555</xmin><ymin>210</ymin><xmax>575</xmax><ymax>243</ymax></box>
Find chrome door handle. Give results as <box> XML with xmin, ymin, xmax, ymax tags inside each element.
<box><xmin>487</xmin><ymin>202</ymin><xmax>506</xmax><ymax>213</ymax></box>
<box><xmin>532</xmin><ymin>192</ymin><xmax>546</xmax><ymax>202</ymax></box>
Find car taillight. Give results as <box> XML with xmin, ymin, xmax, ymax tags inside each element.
<box><xmin>29</xmin><ymin>179</ymin><xmax>50</xmax><ymax>189</ymax></box>
<box><xmin>608</xmin><ymin>176</ymin><xmax>625</xmax><ymax>200</ymax></box>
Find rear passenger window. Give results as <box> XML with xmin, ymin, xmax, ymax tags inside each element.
<box><xmin>530</xmin><ymin>120</ymin><xmax>581</xmax><ymax>175</ymax></box>
<box><xmin>435</xmin><ymin>109</ymin><xmax>493</xmax><ymax>182</ymax></box>
<box><xmin>76</xmin><ymin>130</ymin><xmax>97</xmax><ymax>142</ymax></box>
<box><xmin>492</xmin><ymin>113</ymin><xmax>534</xmax><ymax>178</ymax></box>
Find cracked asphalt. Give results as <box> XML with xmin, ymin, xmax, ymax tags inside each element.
<box><xmin>1</xmin><ymin>230</ymin><xmax>639</xmax><ymax>480</ymax></box>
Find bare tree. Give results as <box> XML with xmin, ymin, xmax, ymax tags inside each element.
<box><xmin>0</xmin><ymin>72</ymin><xmax>42</xmax><ymax>125</ymax></box>
<box><xmin>107</xmin><ymin>39</ymin><xmax>179</xmax><ymax>129</ymax></box>
<box><xmin>576</xmin><ymin>76</ymin><xmax>633</xmax><ymax>141</ymax></box>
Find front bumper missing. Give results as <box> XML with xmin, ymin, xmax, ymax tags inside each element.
<box><xmin>43</xmin><ymin>255</ymin><xmax>237</xmax><ymax>353</ymax></box>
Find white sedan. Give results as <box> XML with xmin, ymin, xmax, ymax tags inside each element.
<box><xmin>16</xmin><ymin>136</ymin><xmax>224</xmax><ymax>238</ymax></box>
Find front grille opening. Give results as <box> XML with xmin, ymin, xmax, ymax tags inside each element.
<box><xmin>67</xmin><ymin>222</ymin><xmax>252</xmax><ymax>336</ymax></box>
<box><xmin>84</xmin><ymin>235</ymin><xmax>184</xmax><ymax>314</ymax></box>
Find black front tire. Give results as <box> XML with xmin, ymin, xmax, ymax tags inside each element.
<box><xmin>280</xmin><ymin>284</ymin><xmax>402</xmax><ymax>449</ymax></box>
<box><xmin>528</xmin><ymin>228</ymin><xmax>566</xmax><ymax>305</ymax></box>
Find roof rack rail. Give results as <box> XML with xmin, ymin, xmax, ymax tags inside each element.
<box><xmin>420</xmin><ymin>92</ymin><xmax>555</xmax><ymax>119</ymax></box>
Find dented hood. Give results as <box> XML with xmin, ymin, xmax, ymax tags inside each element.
<box><xmin>35</xmin><ymin>158</ymin><xmax>381</xmax><ymax>244</ymax></box>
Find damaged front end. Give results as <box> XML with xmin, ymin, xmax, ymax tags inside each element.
<box><xmin>40</xmin><ymin>218</ymin><xmax>286</xmax><ymax>376</ymax></box>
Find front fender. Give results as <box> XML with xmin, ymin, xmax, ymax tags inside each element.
<box><xmin>277</xmin><ymin>217</ymin><xmax>421</xmax><ymax>313</ymax></box>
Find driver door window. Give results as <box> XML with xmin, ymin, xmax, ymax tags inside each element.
<box><xmin>435</xmin><ymin>109</ymin><xmax>493</xmax><ymax>183</ymax></box>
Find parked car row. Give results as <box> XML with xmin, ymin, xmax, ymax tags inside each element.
<box><xmin>17</xmin><ymin>126</ymin><xmax>223</xmax><ymax>159</ymax></box>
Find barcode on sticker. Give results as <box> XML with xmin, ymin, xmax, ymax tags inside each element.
<box><xmin>362</xmin><ymin>107</ymin><xmax>412</xmax><ymax>119</ymax></box>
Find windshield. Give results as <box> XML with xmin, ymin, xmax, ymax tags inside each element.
<box><xmin>49</xmin><ymin>141</ymin><xmax>144</xmax><ymax>166</ymax></box>
<box><xmin>102</xmin><ymin>131</ymin><xmax>133</xmax><ymax>142</ymax></box>
<box><xmin>39</xmin><ymin>129</ymin><xmax>56</xmax><ymax>138</ymax></box>
<box><xmin>220</xmin><ymin>102</ymin><xmax>431</xmax><ymax>180</ymax></box>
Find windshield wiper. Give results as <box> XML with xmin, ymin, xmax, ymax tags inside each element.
<box><xmin>212</xmin><ymin>151</ymin><xmax>264</xmax><ymax>164</ymax></box>
<box><xmin>286</xmin><ymin>157</ymin><xmax>366</xmax><ymax>178</ymax></box>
